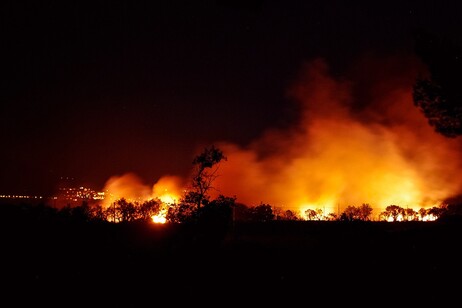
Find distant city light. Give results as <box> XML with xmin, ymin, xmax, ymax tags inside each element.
<box><xmin>0</xmin><ymin>195</ymin><xmax>43</xmax><ymax>199</ymax></box>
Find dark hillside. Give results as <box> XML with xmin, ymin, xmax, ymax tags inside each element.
<box><xmin>2</xmin><ymin>205</ymin><xmax>461</xmax><ymax>306</ymax></box>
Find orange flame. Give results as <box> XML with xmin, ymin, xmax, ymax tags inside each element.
<box><xmin>101</xmin><ymin>172</ymin><xmax>152</xmax><ymax>208</ymax></box>
<box><xmin>101</xmin><ymin>55</ymin><xmax>462</xmax><ymax>221</ymax></box>
<box><xmin>209</xmin><ymin>56</ymin><xmax>462</xmax><ymax>218</ymax></box>
<box><xmin>101</xmin><ymin>173</ymin><xmax>183</xmax><ymax>223</ymax></box>
<box><xmin>152</xmin><ymin>175</ymin><xmax>183</xmax><ymax>205</ymax></box>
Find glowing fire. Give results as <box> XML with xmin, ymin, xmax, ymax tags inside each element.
<box><xmin>101</xmin><ymin>55</ymin><xmax>462</xmax><ymax>221</ymax></box>
<box><xmin>101</xmin><ymin>173</ymin><xmax>152</xmax><ymax>207</ymax></box>
<box><xmin>209</xmin><ymin>56</ymin><xmax>462</xmax><ymax>218</ymax></box>
<box><xmin>152</xmin><ymin>212</ymin><xmax>167</xmax><ymax>224</ymax></box>
<box><xmin>158</xmin><ymin>194</ymin><xmax>175</xmax><ymax>204</ymax></box>
<box><xmin>152</xmin><ymin>176</ymin><xmax>181</xmax><ymax>223</ymax></box>
<box><xmin>101</xmin><ymin>173</ymin><xmax>183</xmax><ymax>223</ymax></box>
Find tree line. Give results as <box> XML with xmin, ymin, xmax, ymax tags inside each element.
<box><xmin>3</xmin><ymin>195</ymin><xmax>460</xmax><ymax>224</ymax></box>
<box><xmin>3</xmin><ymin>145</ymin><xmax>462</xmax><ymax>226</ymax></box>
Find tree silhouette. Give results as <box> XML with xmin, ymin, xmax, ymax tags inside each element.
<box><xmin>87</xmin><ymin>203</ymin><xmax>107</xmax><ymax>221</ymax></box>
<box><xmin>249</xmin><ymin>203</ymin><xmax>275</xmax><ymax>222</ymax></box>
<box><xmin>380</xmin><ymin>205</ymin><xmax>404</xmax><ymax>222</ymax></box>
<box><xmin>67</xmin><ymin>201</ymin><xmax>92</xmax><ymax>222</ymax></box>
<box><xmin>304</xmin><ymin>208</ymin><xmax>325</xmax><ymax>220</ymax></box>
<box><xmin>305</xmin><ymin>208</ymin><xmax>318</xmax><ymax>221</ymax></box>
<box><xmin>232</xmin><ymin>202</ymin><xmax>253</xmax><ymax>221</ymax></box>
<box><xmin>438</xmin><ymin>196</ymin><xmax>462</xmax><ymax>220</ymax></box>
<box><xmin>418</xmin><ymin>207</ymin><xmax>428</xmax><ymax>220</ymax></box>
<box><xmin>106</xmin><ymin>198</ymin><xmax>130</xmax><ymax>222</ymax></box>
<box><xmin>138</xmin><ymin>199</ymin><xmax>162</xmax><ymax>221</ymax></box>
<box><xmin>358</xmin><ymin>203</ymin><xmax>373</xmax><ymax>221</ymax></box>
<box><xmin>186</xmin><ymin>144</ymin><xmax>227</xmax><ymax>210</ymax></box>
<box><xmin>166</xmin><ymin>200</ymin><xmax>197</xmax><ymax>223</ymax></box>
<box><xmin>341</xmin><ymin>205</ymin><xmax>361</xmax><ymax>221</ymax></box>
<box><xmin>404</xmin><ymin>208</ymin><xmax>418</xmax><ymax>221</ymax></box>
<box><xmin>198</xmin><ymin>195</ymin><xmax>235</xmax><ymax>222</ymax></box>
<box><xmin>196</xmin><ymin>194</ymin><xmax>235</xmax><ymax>240</ymax></box>
<box><xmin>167</xmin><ymin>145</ymin><xmax>228</xmax><ymax>224</ymax></box>
<box><xmin>427</xmin><ymin>206</ymin><xmax>445</xmax><ymax>220</ymax></box>
<box><xmin>412</xmin><ymin>29</ymin><xmax>462</xmax><ymax>137</ymax></box>
<box><xmin>326</xmin><ymin>212</ymin><xmax>338</xmax><ymax>221</ymax></box>
<box><xmin>280</xmin><ymin>209</ymin><xmax>300</xmax><ymax>221</ymax></box>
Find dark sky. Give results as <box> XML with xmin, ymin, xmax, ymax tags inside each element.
<box><xmin>2</xmin><ymin>0</ymin><xmax>461</xmax><ymax>195</ymax></box>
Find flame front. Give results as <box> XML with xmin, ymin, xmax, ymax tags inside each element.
<box><xmin>101</xmin><ymin>174</ymin><xmax>183</xmax><ymax>223</ymax></box>
<box><xmin>152</xmin><ymin>175</ymin><xmax>182</xmax><ymax>205</ymax></box>
<box><xmin>101</xmin><ymin>172</ymin><xmax>152</xmax><ymax>208</ymax></box>
<box><xmin>100</xmin><ymin>55</ymin><xmax>462</xmax><ymax>220</ymax></box>
<box><xmin>210</xmin><ymin>56</ymin><xmax>462</xmax><ymax>218</ymax></box>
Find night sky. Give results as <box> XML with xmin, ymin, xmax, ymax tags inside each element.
<box><xmin>2</xmin><ymin>0</ymin><xmax>462</xmax><ymax>196</ymax></box>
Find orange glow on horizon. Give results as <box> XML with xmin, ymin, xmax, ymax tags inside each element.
<box><xmin>152</xmin><ymin>175</ymin><xmax>183</xmax><ymax>205</ymax></box>
<box><xmin>101</xmin><ymin>173</ymin><xmax>183</xmax><ymax>223</ymax></box>
<box><xmin>101</xmin><ymin>174</ymin><xmax>183</xmax><ymax>207</ymax></box>
<box><xmin>100</xmin><ymin>56</ymin><xmax>462</xmax><ymax>221</ymax></box>
<box><xmin>209</xmin><ymin>57</ymin><xmax>462</xmax><ymax>218</ymax></box>
<box><xmin>152</xmin><ymin>213</ymin><xmax>167</xmax><ymax>224</ymax></box>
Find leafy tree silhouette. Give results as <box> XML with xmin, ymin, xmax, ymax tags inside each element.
<box><xmin>304</xmin><ymin>208</ymin><xmax>318</xmax><ymax>221</ymax></box>
<box><xmin>195</xmin><ymin>194</ymin><xmax>236</xmax><ymax>245</ymax></box>
<box><xmin>138</xmin><ymin>198</ymin><xmax>162</xmax><ymax>221</ymax></box>
<box><xmin>166</xmin><ymin>200</ymin><xmax>197</xmax><ymax>223</ymax></box>
<box><xmin>412</xmin><ymin>29</ymin><xmax>462</xmax><ymax>137</ymax></box>
<box><xmin>57</xmin><ymin>201</ymin><xmax>93</xmax><ymax>222</ymax></box>
<box><xmin>358</xmin><ymin>203</ymin><xmax>373</xmax><ymax>221</ymax></box>
<box><xmin>280</xmin><ymin>209</ymin><xmax>300</xmax><ymax>220</ymax></box>
<box><xmin>427</xmin><ymin>205</ymin><xmax>445</xmax><ymax>219</ymax></box>
<box><xmin>168</xmin><ymin>145</ymin><xmax>227</xmax><ymax>224</ymax></box>
<box><xmin>198</xmin><ymin>195</ymin><xmax>235</xmax><ymax>225</ymax></box>
<box><xmin>403</xmin><ymin>208</ymin><xmax>418</xmax><ymax>221</ymax></box>
<box><xmin>380</xmin><ymin>205</ymin><xmax>404</xmax><ymax>221</ymax></box>
<box><xmin>418</xmin><ymin>207</ymin><xmax>428</xmax><ymax>220</ymax></box>
<box><xmin>232</xmin><ymin>202</ymin><xmax>254</xmax><ymax>221</ymax></box>
<box><xmin>249</xmin><ymin>203</ymin><xmax>275</xmax><ymax>222</ymax></box>
<box><xmin>188</xmin><ymin>144</ymin><xmax>227</xmax><ymax>210</ymax></box>
<box><xmin>88</xmin><ymin>203</ymin><xmax>107</xmax><ymax>222</ymax></box>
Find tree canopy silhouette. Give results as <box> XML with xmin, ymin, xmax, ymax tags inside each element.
<box><xmin>187</xmin><ymin>144</ymin><xmax>227</xmax><ymax>209</ymax></box>
<box><xmin>412</xmin><ymin>29</ymin><xmax>462</xmax><ymax>137</ymax></box>
<box><xmin>167</xmin><ymin>145</ymin><xmax>228</xmax><ymax>224</ymax></box>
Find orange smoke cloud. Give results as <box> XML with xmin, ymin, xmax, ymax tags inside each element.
<box><xmin>102</xmin><ymin>173</ymin><xmax>184</xmax><ymax>207</ymax></box>
<box><xmin>102</xmin><ymin>172</ymin><xmax>152</xmax><ymax>207</ymax></box>
<box><xmin>101</xmin><ymin>55</ymin><xmax>462</xmax><ymax>219</ymax></box>
<box><xmin>210</xmin><ymin>56</ymin><xmax>462</xmax><ymax>218</ymax></box>
<box><xmin>152</xmin><ymin>175</ymin><xmax>184</xmax><ymax>204</ymax></box>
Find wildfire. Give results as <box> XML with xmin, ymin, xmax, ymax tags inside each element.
<box><xmin>100</xmin><ymin>55</ymin><xmax>462</xmax><ymax>221</ymax></box>
<box><xmin>152</xmin><ymin>212</ymin><xmax>167</xmax><ymax>224</ymax></box>
<box><xmin>151</xmin><ymin>179</ymin><xmax>182</xmax><ymax>224</ymax></box>
<box><xmin>158</xmin><ymin>193</ymin><xmax>176</xmax><ymax>205</ymax></box>
<box><xmin>209</xmin><ymin>56</ymin><xmax>462</xmax><ymax>218</ymax></box>
<box><xmin>100</xmin><ymin>173</ymin><xmax>183</xmax><ymax>223</ymax></box>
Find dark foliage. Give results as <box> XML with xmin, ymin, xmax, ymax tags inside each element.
<box><xmin>190</xmin><ymin>145</ymin><xmax>227</xmax><ymax>209</ymax></box>
<box><xmin>2</xmin><ymin>200</ymin><xmax>462</xmax><ymax>306</ymax></box>
<box><xmin>412</xmin><ymin>29</ymin><xmax>462</xmax><ymax>137</ymax></box>
<box><xmin>249</xmin><ymin>203</ymin><xmax>275</xmax><ymax>222</ymax></box>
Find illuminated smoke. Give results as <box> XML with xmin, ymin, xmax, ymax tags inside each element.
<box><xmin>102</xmin><ymin>173</ymin><xmax>184</xmax><ymax>207</ymax></box>
<box><xmin>102</xmin><ymin>173</ymin><xmax>152</xmax><ymax>207</ymax></box>
<box><xmin>151</xmin><ymin>175</ymin><xmax>184</xmax><ymax>204</ymax></box>
<box><xmin>210</xmin><ymin>56</ymin><xmax>462</xmax><ymax>217</ymax></box>
<box><xmin>102</xmin><ymin>55</ymin><xmax>462</xmax><ymax>219</ymax></box>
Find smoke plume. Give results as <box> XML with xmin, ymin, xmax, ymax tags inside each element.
<box><xmin>210</xmin><ymin>55</ymin><xmax>462</xmax><ymax>217</ymax></box>
<box><xmin>103</xmin><ymin>55</ymin><xmax>462</xmax><ymax>218</ymax></box>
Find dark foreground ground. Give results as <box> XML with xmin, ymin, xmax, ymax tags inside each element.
<box><xmin>2</xmin><ymin>216</ymin><xmax>462</xmax><ymax>307</ymax></box>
